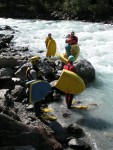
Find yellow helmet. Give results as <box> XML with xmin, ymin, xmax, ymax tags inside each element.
<box><xmin>30</xmin><ymin>56</ymin><xmax>39</xmax><ymax>65</ymax></box>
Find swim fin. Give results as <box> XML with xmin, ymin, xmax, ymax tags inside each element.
<box><xmin>72</xmin><ymin>99</ymin><xmax>76</xmax><ymax>105</ymax></box>
<box><xmin>40</xmin><ymin>114</ymin><xmax>57</xmax><ymax>121</ymax></box>
<box><xmin>72</xmin><ymin>105</ymin><xmax>88</xmax><ymax>109</ymax></box>
<box><xmin>41</xmin><ymin>107</ymin><xmax>54</xmax><ymax>113</ymax></box>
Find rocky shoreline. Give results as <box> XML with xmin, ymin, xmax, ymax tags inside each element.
<box><xmin>0</xmin><ymin>26</ymin><xmax>96</xmax><ymax>150</ymax></box>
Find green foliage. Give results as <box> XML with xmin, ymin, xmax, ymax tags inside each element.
<box><xmin>63</xmin><ymin>0</ymin><xmax>71</xmax><ymax>11</ymax></box>
<box><xmin>0</xmin><ymin>0</ymin><xmax>113</xmax><ymax>20</ymax></box>
<box><xmin>88</xmin><ymin>3</ymin><xmax>113</xmax><ymax>19</ymax></box>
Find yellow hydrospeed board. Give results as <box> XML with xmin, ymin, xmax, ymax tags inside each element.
<box><xmin>55</xmin><ymin>69</ymin><xmax>85</xmax><ymax>94</ymax></box>
<box><xmin>57</xmin><ymin>44</ymin><xmax>80</xmax><ymax>64</ymax></box>
<box><xmin>46</xmin><ymin>40</ymin><xmax>56</xmax><ymax>57</ymax></box>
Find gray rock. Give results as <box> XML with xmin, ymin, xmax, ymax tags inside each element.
<box><xmin>0</xmin><ymin>56</ymin><xmax>20</xmax><ymax>68</ymax></box>
<box><xmin>11</xmin><ymin>85</ymin><xmax>27</xmax><ymax>102</ymax></box>
<box><xmin>67</xmin><ymin>123</ymin><xmax>84</xmax><ymax>138</ymax></box>
<box><xmin>68</xmin><ymin>138</ymin><xmax>91</xmax><ymax>150</ymax></box>
<box><xmin>0</xmin><ymin>67</ymin><xmax>15</xmax><ymax>77</ymax></box>
<box><xmin>74</xmin><ymin>59</ymin><xmax>95</xmax><ymax>84</ymax></box>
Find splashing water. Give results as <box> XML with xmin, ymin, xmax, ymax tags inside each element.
<box><xmin>0</xmin><ymin>18</ymin><xmax>113</xmax><ymax>150</ymax></box>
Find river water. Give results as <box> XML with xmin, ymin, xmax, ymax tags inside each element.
<box><xmin>0</xmin><ymin>18</ymin><xmax>113</xmax><ymax>150</ymax></box>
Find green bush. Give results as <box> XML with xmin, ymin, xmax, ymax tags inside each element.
<box><xmin>88</xmin><ymin>4</ymin><xmax>113</xmax><ymax>19</ymax></box>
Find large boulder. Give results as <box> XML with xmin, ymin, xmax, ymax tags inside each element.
<box><xmin>15</xmin><ymin>63</ymin><xmax>31</xmax><ymax>80</ymax></box>
<box><xmin>0</xmin><ymin>76</ymin><xmax>14</xmax><ymax>89</ymax></box>
<box><xmin>74</xmin><ymin>59</ymin><xmax>95</xmax><ymax>84</ymax></box>
<box><xmin>0</xmin><ymin>34</ymin><xmax>14</xmax><ymax>49</ymax></box>
<box><xmin>11</xmin><ymin>85</ymin><xmax>27</xmax><ymax>102</ymax></box>
<box><xmin>15</xmin><ymin>59</ymin><xmax>58</xmax><ymax>81</ymax></box>
<box><xmin>0</xmin><ymin>67</ymin><xmax>15</xmax><ymax>77</ymax></box>
<box><xmin>0</xmin><ymin>56</ymin><xmax>21</xmax><ymax>68</ymax></box>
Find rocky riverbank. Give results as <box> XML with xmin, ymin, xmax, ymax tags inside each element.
<box><xmin>0</xmin><ymin>25</ymin><xmax>96</xmax><ymax>150</ymax></box>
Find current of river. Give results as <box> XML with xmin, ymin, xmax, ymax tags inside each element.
<box><xmin>0</xmin><ymin>18</ymin><xmax>113</xmax><ymax>150</ymax></box>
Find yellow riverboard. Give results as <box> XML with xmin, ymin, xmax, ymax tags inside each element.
<box><xmin>57</xmin><ymin>53</ymin><xmax>68</xmax><ymax>64</ymax></box>
<box><xmin>29</xmin><ymin>80</ymin><xmax>51</xmax><ymax>104</ymax></box>
<box><xmin>70</xmin><ymin>44</ymin><xmax>80</xmax><ymax>60</ymax></box>
<box><xmin>55</xmin><ymin>69</ymin><xmax>85</xmax><ymax>94</ymax></box>
<box><xmin>46</xmin><ymin>40</ymin><xmax>56</xmax><ymax>57</ymax></box>
<box><xmin>57</xmin><ymin>45</ymin><xmax>80</xmax><ymax>64</ymax></box>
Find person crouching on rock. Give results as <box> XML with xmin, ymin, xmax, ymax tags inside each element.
<box><xmin>45</xmin><ymin>33</ymin><xmax>53</xmax><ymax>48</ymax></box>
<box><xmin>26</xmin><ymin>56</ymin><xmax>45</xmax><ymax>116</ymax></box>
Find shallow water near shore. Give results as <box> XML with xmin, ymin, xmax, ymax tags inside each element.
<box><xmin>0</xmin><ymin>18</ymin><xmax>113</xmax><ymax>150</ymax></box>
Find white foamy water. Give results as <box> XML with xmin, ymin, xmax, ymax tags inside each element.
<box><xmin>0</xmin><ymin>18</ymin><xmax>113</xmax><ymax>150</ymax></box>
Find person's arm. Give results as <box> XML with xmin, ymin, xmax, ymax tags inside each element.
<box><xmin>76</xmin><ymin>36</ymin><xmax>78</xmax><ymax>44</ymax></box>
<box><xmin>30</xmin><ymin>69</ymin><xmax>38</xmax><ymax>80</ymax></box>
<box><xmin>45</xmin><ymin>37</ymin><xmax>48</xmax><ymax>48</ymax></box>
<box><xmin>73</xmin><ymin>36</ymin><xmax>78</xmax><ymax>44</ymax></box>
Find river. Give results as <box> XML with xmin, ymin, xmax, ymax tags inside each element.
<box><xmin>0</xmin><ymin>18</ymin><xmax>113</xmax><ymax>150</ymax></box>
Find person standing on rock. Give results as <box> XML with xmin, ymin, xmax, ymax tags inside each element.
<box><xmin>66</xmin><ymin>31</ymin><xmax>78</xmax><ymax>45</ymax></box>
<box><xmin>63</xmin><ymin>55</ymin><xmax>76</xmax><ymax>109</ymax></box>
<box><xmin>45</xmin><ymin>33</ymin><xmax>53</xmax><ymax>48</ymax></box>
<box><xmin>65</xmin><ymin>39</ymin><xmax>71</xmax><ymax>57</ymax></box>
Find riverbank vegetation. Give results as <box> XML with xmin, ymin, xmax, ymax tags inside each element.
<box><xmin>0</xmin><ymin>0</ymin><xmax>113</xmax><ymax>22</ymax></box>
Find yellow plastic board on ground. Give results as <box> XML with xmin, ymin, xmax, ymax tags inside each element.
<box><xmin>55</xmin><ymin>69</ymin><xmax>85</xmax><ymax>94</ymax></box>
<box><xmin>46</xmin><ymin>40</ymin><xmax>56</xmax><ymax>57</ymax></box>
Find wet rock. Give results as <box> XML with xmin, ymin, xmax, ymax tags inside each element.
<box><xmin>0</xmin><ymin>67</ymin><xmax>15</xmax><ymax>77</ymax></box>
<box><xmin>24</xmin><ymin>119</ymin><xmax>30</xmax><ymax>125</ymax></box>
<box><xmin>0</xmin><ymin>113</ymin><xmax>63</xmax><ymax>149</ymax></box>
<box><xmin>2</xmin><ymin>107</ymin><xmax>21</xmax><ymax>121</ymax></box>
<box><xmin>0</xmin><ymin>76</ymin><xmax>14</xmax><ymax>89</ymax></box>
<box><xmin>15</xmin><ymin>63</ymin><xmax>30</xmax><ymax>80</ymax></box>
<box><xmin>4</xmin><ymin>89</ymin><xmax>14</xmax><ymax>108</ymax></box>
<box><xmin>0</xmin><ymin>89</ymin><xmax>7</xmax><ymax>100</ymax></box>
<box><xmin>0</xmin><ymin>25</ymin><xmax>14</xmax><ymax>31</ymax></box>
<box><xmin>10</xmin><ymin>46</ymin><xmax>29</xmax><ymax>52</ymax></box>
<box><xmin>67</xmin><ymin>123</ymin><xmax>85</xmax><ymax>138</ymax></box>
<box><xmin>63</xmin><ymin>112</ymin><xmax>71</xmax><ymax>118</ymax></box>
<box><xmin>74</xmin><ymin>59</ymin><xmax>95</xmax><ymax>84</ymax></box>
<box><xmin>28</xmin><ymin>115</ymin><xmax>36</xmax><ymax>122</ymax></box>
<box><xmin>4</xmin><ymin>25</ymin><xmax>13</xmax><ymax>30</ymax></box>
<box><xmin>2</xmin><ymin>34</ymin><xmax>14</xmax><ymax>44</ymax></box>
<box><xmin>11</xmin><ymin>85</ymin><xmax>27</xmax><ymax>102</ymax></box>
<box><xmin>68</xmin><ymin>138</ymin><xmax>91</xmax><ymax>150</ymax></box>
<box><xmin>0</xmin><ymin>34</ymin><xmax>14</xmax><ymax>49</ymax></box>
<box><xmin>0</xmin><ymin>56</ymin><xmax>20</xmax><ymax>68</ymax></box>
<box><xmin>38</xmin><ymin>59</ymin><xmax>55</xmax><ymax>79</ymax></box>
<box><xmin>52</xmin><ymin>91</ymin><xmax>61</xmax><ymax>101</ymax></box>
<box><xmin>26</xmin><ymin>104</ymin><xmax>34</xmax><ymax>111</ymax></box>
<box><xmin>12</xmin><ymin>77</ymin><xmax>22</xmax><ymax>85</ymax></box>
<box><xmin>22</xmin><ymin>98</ymin><xmax>29</xmax><ymax>104</ymax></box>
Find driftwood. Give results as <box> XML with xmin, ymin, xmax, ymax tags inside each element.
<box><xmin>0</xmin><ymin>114</ymin><xmax>63</xmax><ymax>150</ymax></box>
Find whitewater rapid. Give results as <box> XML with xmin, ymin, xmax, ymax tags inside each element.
<box><xmin>0</xmin><ymin>18</ymin><xmax>113</xmax><ymax>150</ymax></box>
